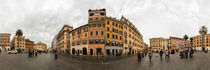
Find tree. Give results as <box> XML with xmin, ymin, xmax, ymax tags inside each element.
<box><xmin>15</xmin><ymin>29</ymin><xmax>23</xmax><ymax>53</ymax></box>
<box><xmin>190</xmin><ymin>37</ymin><xmax>193</xmax><ymax>48</ymax></box>
<box><xmin>199</xmin><ymin>26</ymin><xmax>208</xmax><ymax>51</ymax></box>
<box><xmin>15</xmin><ymin>29</ymin><xmax>23</xmax><ymax>36</ymax></box>
<box><xmin>183</xmin><ymin>34</ymin><xmax>188</xmax><ymax>48</ymax></box>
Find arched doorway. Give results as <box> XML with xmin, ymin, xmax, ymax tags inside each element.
<box><xmin>72</xmin><ymin>48</ymin><xmax>75</xmax><ymax>55</ymax></box>
<box><xmin>116</xmin><ymin>49</ymin><xmax>118</xmax><ymax>56</ymax></box>
<box><xmin>96</xmin><ymin>48</ymin><xmax>102</xmax><ymax>56</ymax></box>
<box><xmin>83</xmin><ymin>47</ymin><xmax>87</xmax><ymax>55</ymax></box>
<box><xmin>90</xmin><ymin>49</ymin><xmax>93</xmax><ymax>56</ymax></box>
<box><xmin>112</xmin><ymin>49</ymin><xmax>115</xmax><ymax>55</ymax></box>
<box><xmin>132</xmin><ymin>49</ymin><xmax>134</xmax><ymax>54</ymax></box>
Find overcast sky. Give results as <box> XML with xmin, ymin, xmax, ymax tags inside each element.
<box><xmin>0</xmin><ymin>0</ymin><xmax>210</xmax><ymax>48</ymax></box>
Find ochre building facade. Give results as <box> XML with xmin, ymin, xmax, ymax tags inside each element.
<box><xmin>53</xmin><ymin>9</ymin><xmax>146</xmax><ymax>56</ymax></box>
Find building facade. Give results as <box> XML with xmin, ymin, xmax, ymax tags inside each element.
<box><xmin>56</xmin><ymin>25</ymin><xmax>73</xmax><ymax>53</ymax></box>
<box><xmin>35</xmin><ymin>42</ymin><xmax>47</xmax><ymax>51</ymax></box>
<box><xmin>70</xmin><ymin>24</ymin><xmax>89</xmax><ymax>55</ymax></box>
<box><xmin>53</xmin><ymin>9</ymin><xmax>145</xmax><ymax>56</ymax></box>
<box><xmin>11</xmin><ymin>35</ymin><xmax>25</xmax><ymax>52</ymax></box>
<box><xmin>25</xmin><ymin>39</ymin><xmax>34</xmax><ymax>51</ymax></box>
<box><xmin>121</xmin><ymin>16</ymin><xmax>144</xmax><ymax>54</ymax></box>
<box><xmin>169</xmin><ymin>37</ymin><xmax>190</xmax><ymax>50</ymax></box>
<box><xmin>88</xmin><ymin>9</ymin><xmax>106</xmax><ymax>56</ymax></box>
<box><xmin>150</xmin><ymin>38</ymin><xmax>168</xmax><ymax>51</ymax></box>
<box><xmin>0</xmin><ymin>33</ymin><xmax>11</xmax><ymax>52</ymax></box>
<box><xmin>191</xmin><ymin>34</ymin><xmax>210</xmax><ymax>50</ymax></box>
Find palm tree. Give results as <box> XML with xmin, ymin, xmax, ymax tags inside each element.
<box><xmin>199</xmin><ymin>26</ymin><xmax>208</xmax><ymax>51</ymax></box>
<box><xmin>15</xmin><ymin>29</ymin><xmax>23</xmax><ymax>53</ymax></box>
<box><xmin>183</xmin><ymin>35</ymin><xmax>188</xmax><ymax>48</ymax></box>
<box><xmin>190</xmin><ymin>37</ymin><xmax>193</xmax><ymax>48</ymax></box>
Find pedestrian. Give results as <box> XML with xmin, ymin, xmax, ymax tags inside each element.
<box><xmin>180</xmin><ymin>50</ymin><xmax>183</xmax><ymax>58</ymax></box>
<box><xmin>165</xmin><ymin>49</ymin><xmax>170</xmax><ymax>59</ymax></box>
<box><xmin>189</xmin><ymin>48</ymin><xmax>194</xmax><ymax>58</ymax></box>
<box><xmin>159</xmin><ymin>49</ymin><xmax>163</xmax><ymax>61</ymax></box>
<box><xmin>35</xmin><ymin>51</ymin><xmax>38</xmax><ymax>56</ymax></box>
<box><xmin>55</xmin><ymin>52</ymin><xmax>58</xmax><ymax>60</ymax></box>
<box><xmin>168</xmin><ymin>49</ymin><xmax>170</xmax><ymax>58</ymax></box>
<box><xmin>32</xmin><ymin>50</ymin><xmax>34</xmax><ymax>56</ymax></box>
<box><xmin>142</xmin><ymin>51</ymin><xmax>144</xmax><ymax>58</ymax></box>
<box><xmin>145</xmin><ymin>52</ymin><xmax>147</xmax><ymax>56</ymax></box>
<box><xmin>185</xmin><ymin>49</ymin><xmax>188</xmax><ymax>59</ymax></box>
<box><xmin>137</xmin><ymin>51</ymin><xmax>141</xmax><ymax>62</ymax></box>
<box><xmin>28</xmin><ymin>50</ymin><xmax>31</xmax><ymax>57</ymax></box>
<box><xmin>148</xmin><ymin>47</ymin><xmax>152</xmax><ymax>62</ymax></box>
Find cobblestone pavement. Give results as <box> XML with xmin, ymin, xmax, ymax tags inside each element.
<box><xmin>0</xmin><ymin>52</ymin><xmax>210</xmax><ymax>70</ymax></box>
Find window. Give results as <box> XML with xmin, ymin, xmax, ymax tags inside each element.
<box><xmin>124</xmin><ymin>26</ymin><xmax>127</xmax><ymax>29</ymax></box>
<box><xmin>96</xmin><ymin>24</ymin><xmax>99</xmax><ymax>27</ymax></box>
<box><xmin>96</xmin><ymin>18</ymin><xmax>98</xmax><ymax>21</ymax></box>
<box><xmin>100</xmin><ymin>13</ymin><xmax>105</xmax><ymax>15</ymax></box>
<box><xmin>90</xmin><ymin>31</ymin><xmax>93</xmax><ymax>36</ymax></box>
<box><xmin>89</xmin><ymin>40</ymin><xmax>94</xmax><ymax>44</ymax></box>
<box><xmin>129</xmin><ymin>34</ymin><xmax>131</xmax><ymax>38</ymax></box>
<box><xmin>77</xmin><ymin>40</ymin><xmax>80</xmax><ymax>45</ymax></box>
<box><xmin>116</xmin><ymin>35</ymin><xmax>118</xmax><ymax>39</ymax></box>
<box><xmin>83</xmin><ymin>39</ymin><xmax>87</xmax><ymax>44</ymax></box>
<box><xmin>125</xmin><ymin>39</ymin><xmax>127</xmax><ymax>43</ymax></box>
<box><xmin>112</xmin><ymin>41</ymin><xmax>115</xmax><ymax>46</ymax></box>
<box><xmin>115</xmin><ymin>29</ymin><xmax>118</xmax><ymax>33</ymax></box>
<box><xmin>72</xmin><ymin>32</ymin><xmax>75</xmax><ymax>36</ymax></box>
<box><xmin>73</xmin><ymin>41</ymin><xmax>76</xmax><ymax>46</ymax></box>
<box><xmin>101</xmin><ymin>18</ymin><xmax>104</xmax><ymax>20</ymax></box>
<box><xmin>85</xmin><ymin>33</ymin><xmax>88</xmax><ymax>37</ymax></box>
<box><xmin>107</xmin><ymin>27</ymin><xmax>109</xmax><ymax>31</ymax></box>
<box><xmin>106</xmin><ymin>40</ymin><xmax>110</xmax><ymax>45</ymax></box>
<box><xmin>89</xmin><ymin>13</ymin><xmax>94</xmax><ymax>16</ymax></box>
<box><xmin>90</xmin><ymin>24</ymin><xmax>94</xmax><ymax>28</ymax></box>
<box><xmin>84</xmin><ymin>27</ymin><xmax>88</xmax><ymax>32</ymax></box>
<box><xmin>100</xmin><ymin>39</ymin><xmax>105</xmax><ymax>44</ymax></box>
<box><xmin>119</xmin><ymin>31</ymin><xmax>123</xmax><ymax>35</ymax></box>
<box><xmin>101</xmin><ymin>24</ymin><xmax>105</xmax><ymax>27</ymax></box>
<box><xmin>101</xmin><ymin>31</ymin><xmax>104</xmax><ymax>35</ymax></box>
<box><xmin>112</xmin><ymin>22</ymin><xmax>115</xmax><ymax>26</ymax></box>
<box><xmin>96</xmin><ymin>31</ymin><xmax>98</xmax><ymax>35</ymax></box>
<box><xmin>112</xmin><ymin>34</ymin><xmax>115</xmax><ymax>39</ymax></box>
<box><xmin>89</xmin><ymin>18</ymin><xmax>93</xmax><ymax>21</ymax></box>
<box><xmin>112</xmin><ymin>28</ymin><xmax>114</xmax><ymax>32</ymax></box>
<box><xmin>116</xmin><ymin>23</ymin><xmax>118</xmax><ymax>27</ymax></box>
<box><xmin>107</xmin><ymin>21</ymin><xmax>109</xmax><ymax>25</ymax></box>
<box><xmin>95</xmin><ymin>39</ymin><xmax>99</xmax><ymax>44</ymax></box>
<box><xmin>107</xmin><ymin>33</ymin><xmax>110</xmax><ymax>38</ymax></box>
<box><xmin>120</xmin><ymin>36</ymin><xmax>122</xmax><ymax>40</ymax></box>
<box><xmin>78</xmin><ymin>35</ymin><xmax>80</xmax><ymax>38</ymax></box>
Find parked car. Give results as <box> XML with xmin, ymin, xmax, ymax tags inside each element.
<box><xmin>7</xmin><ymin>50</ymin><xmax>18</xmax><ymax>54</ymax></box>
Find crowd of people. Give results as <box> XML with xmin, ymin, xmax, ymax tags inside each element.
<box><xmin>136</xmin><ymin>48</ymin><xmax>206</xmax><ymax>62</ymax></box>
<box><xmin>28</xmin><ymin>50</ymin><xmax>38</xmax><ymax>57</ymax></box>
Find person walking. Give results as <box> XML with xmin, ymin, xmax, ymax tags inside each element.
<box><xmin>165</xmin><ymin>50</ymin><xmax>169</xmax><ymax>59</ymax></box>
<box><xmin>28</xmin><ymin>50</ymin><xmax>31</xmax><ymax>57</ymax></box>
<box><xmin>137</xmin><ymin>51</ymin><xmax>141</xmax><ymax>62</ymax></box>
<box><xmin>185</xmin><ymin>49</ymin><xmax>188</xmax><ymax>59</ymax></box>
<box><xmin>189</xmin><ymin>48</ymin><xmax>194</xmax><ymax>58</ymax></box>
<box><xmin>55</xmin><ymin>52</ymin><xmax>58</xmax><ymax>60</ymax></box>
<box><xmin>35</xmin><ymin>50</ymin><xmax>38</xmax><ymax>56</ymax></box>
<box><xmin>149</xmin><ymin>48</ymin><xmax>152</xmax><ymax>62</ymax></box>
<box><xmin>168</xmin><ymin>49</ymin><xmax>170</xmax><ymax>58</ymax></box>
<box><xmin>159</xmin><ymin>49</ymin><xmax>163</xmax><ymax>61</ymax></box>
<box><xmin>180</xmin><ymin>50</ymin><xmax>183</xmax><ymax>58</ymax></box>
